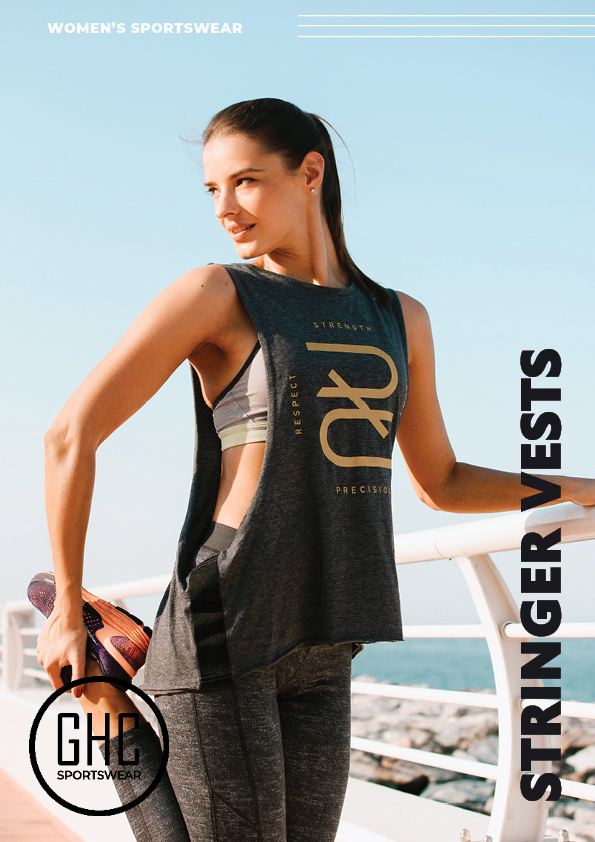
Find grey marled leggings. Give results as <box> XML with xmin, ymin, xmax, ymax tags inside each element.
<box><xmin>101</xmin><ymin>641</ymin><xmax>353</xmax><ymax>842</ymax></box>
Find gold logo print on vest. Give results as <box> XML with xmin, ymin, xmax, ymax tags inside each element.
<box><xmin>305</xmin><ymin>342</ymin><xmax>398</xmax><ymax>468</ymax></box>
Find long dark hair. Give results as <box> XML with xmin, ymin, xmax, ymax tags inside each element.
<box><xmin>202</xmin><ymin>98</ymin><xmax>391</xmax><ymax>308</ymax></box>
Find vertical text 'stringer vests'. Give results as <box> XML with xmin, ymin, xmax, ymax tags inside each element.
<box><xmin>142</xmin><ymin>263</ymin><xmax>409</xmax><ymax>693</ymax></box>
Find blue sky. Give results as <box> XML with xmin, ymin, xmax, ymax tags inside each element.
<box><xmin>2</xmin><ymin>0</ymin><xmax>594</xmax><ymax>628</ymax></box>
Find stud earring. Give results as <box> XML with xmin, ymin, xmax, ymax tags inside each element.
<box><xmin>310</xmin><ymin>188</ymin><xmax>316</xmax><ymax>193</ymax></box>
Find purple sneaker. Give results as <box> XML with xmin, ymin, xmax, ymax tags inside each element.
<box><xmin>28</xmin><ymin>571</ymin><xmax>152</xmax><ymax>684</ymax></box>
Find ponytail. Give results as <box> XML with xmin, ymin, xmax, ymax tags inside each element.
<box><xmin>307</xmin><ymin>114</ymin><xmax>391</xmax><ymax>308</ymax></box>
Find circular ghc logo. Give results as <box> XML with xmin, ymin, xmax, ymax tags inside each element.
<box><xmin>29</xmin><ymin>676</ymin><xmax>169</xmax><ymax>816</ymax></box>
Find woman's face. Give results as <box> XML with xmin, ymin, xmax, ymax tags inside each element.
<box><xmin>203</xmin><ymin>132</ymin><xmax>316</xmax><ymax>260</ymax></box>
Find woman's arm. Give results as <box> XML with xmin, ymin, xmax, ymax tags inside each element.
<box><xmin>38</xmin><ymin>265</ymin><xmax>235</xmax><ymax>695</ymax></box>
<box><xmin>395</xmin><ymin>293</ymin><xmax>595</xmax><ymax>514</ymax></box>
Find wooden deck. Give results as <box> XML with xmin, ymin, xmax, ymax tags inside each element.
<box><xmin>0</xmin><ymin>768</ymin><xmax>83</xmax><ymax>842</ymax></box>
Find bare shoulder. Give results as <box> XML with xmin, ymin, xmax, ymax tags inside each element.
<box><xmin>155</xmin><ymin>263</ymin><xmax>239</xmax><ymax>338</ymax></box>
<box><xmin>393</xmin><ymin>291</ymin><xmax>432</xmax><ymax>363</ymax></box>
<box><xmin>393</xmin><ymin>290</ymin><xmax>430</xmax><ymax>325</ymax></box>
<box><xmin>164</xmin><ymin>263</ymin><xmax>234</xmax><ymax>305</ymax></box>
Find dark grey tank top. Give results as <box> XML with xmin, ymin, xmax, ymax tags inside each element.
<box><xmin>143</xmin><ymin>262</ymin><xmax>409</xmax><ymax>693</ymax></box>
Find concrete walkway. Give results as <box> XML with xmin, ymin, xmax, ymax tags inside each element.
<box><xmin>338</xmin><ymin>777</ymin><xmax>490</xmax><ymax>842</ymax></box>
<box><xmin>0</xmin><ymin>768</ymin><xmax>83</xmax><ymax>842</ymax></box>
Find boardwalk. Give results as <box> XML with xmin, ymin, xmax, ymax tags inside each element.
<box><xmin>0</xmin><ymin>768</ymin><xmax>82</xmax><ymax>842</ymax></box>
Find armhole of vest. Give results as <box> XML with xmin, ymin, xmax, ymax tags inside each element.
<box><xmin>388</xmin><ymin>288</ymin><xmax>410</xmax><ymax>425</ymax></box>
<box><xmin>212</xmin><ymin>340</ymin><xmax>261</xmax><ymax>410</ymax></box>
<box><xmin>390</xmin><ymin>289</ymin><xmax>408</xmax><ymax>365</ymax></box>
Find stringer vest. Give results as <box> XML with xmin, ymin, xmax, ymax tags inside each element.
<box><xmin>142</xmin><ymin>263</ymin><xmax>409</xmax><ymax>693</ymax></box>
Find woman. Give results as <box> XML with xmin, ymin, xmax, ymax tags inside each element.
<box><xmin>32</xmin><ymin>98</ymin><xmax>595</xmax><ymax>842</ymax></box>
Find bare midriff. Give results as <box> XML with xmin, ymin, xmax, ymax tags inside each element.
<box><xmin>211</xmin><ymin>441</ymin><xmax>266</xmax><ymax>528</ymax></box>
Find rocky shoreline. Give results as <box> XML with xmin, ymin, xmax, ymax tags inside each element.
<box><xmin>350</xmin><ymin>676</ymin><xmax>595</xmax><ymax>842</ymax></box>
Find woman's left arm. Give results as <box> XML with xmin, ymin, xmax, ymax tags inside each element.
<box><xmin>395</xmin><ymin>292</ymin><xmax>595</xmax><ymax>513</ymax></box>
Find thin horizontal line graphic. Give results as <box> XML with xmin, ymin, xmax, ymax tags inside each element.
<box><xmin>298</xmin><ymin>24</ymin><xmax>595</xmax><ymax>27</ymax></box>
<box><xmin>298</xmin><ymin>34</ymin><xmax>595</xmax><ymax>38</ymax></box>
<box><xmin>297</xmin><ymin>13</ymin><xmax>595</xmax><ymax>38</ymax></box>
<box><xmin>297</xmin><ymin>14</ymin><xmax>595</xmax><ymax>16</ymax></box>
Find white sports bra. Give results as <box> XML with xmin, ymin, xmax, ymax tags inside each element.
<box><xmin>212</xmin><ymin>341</ymin><xmax>268</xmax><ymax>451</ymax></box>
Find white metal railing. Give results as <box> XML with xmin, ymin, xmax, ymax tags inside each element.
<box><xmin>1</xmin><ymin>501</ymin><xmax>594</xmax><ymax>842</ymax></box>
<box><xmin>359</xmin><ymin>501</ymin><xmax>595</xmax><ymax>842</ymax></box>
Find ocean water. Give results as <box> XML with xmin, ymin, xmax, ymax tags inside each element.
<box><xmin>353</xmin><ymin>638</ymin><xmax>595</xmax><ymax>704</ymax></box>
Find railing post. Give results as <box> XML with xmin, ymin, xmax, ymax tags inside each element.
<box><xmin>2</xmin><ymin>605</ymin><xmax>39</xmax><ymax>690</ymax></box>
<box><xmin>457</xmin><ymin>555</ymin><xmax>551</xmax><ymax>842</ymax></box>
<box><xmin>0</xmin><ymin>607</ymin><xmax>6</xmax><ymax>688</ymax></box>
